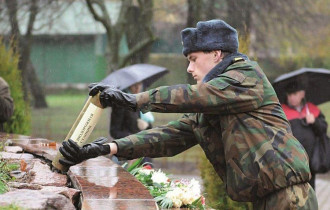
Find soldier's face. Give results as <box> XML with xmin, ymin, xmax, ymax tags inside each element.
<box><xmin>187</xmin><ymin>51</ymin><xmax>220</xmax><ymax>84</ymax></box>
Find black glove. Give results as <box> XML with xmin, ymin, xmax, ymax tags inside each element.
<box><xmin>88</xmin><ymin>82</ymin><xmax>112</xmax><ymax>96</ymax></box>
<box><xmin>59</xmin><ymin>137</ymin><xmax>110</xmax><ymax>167</ymax></box>
<box><xmin>89</xmin><ymin>83</ymin><xmax>137</xmax><ymax>111</ymax></box>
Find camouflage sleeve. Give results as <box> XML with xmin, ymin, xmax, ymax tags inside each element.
<box><xmin>113</xmin><ymin>113</ymin><xmax>198</xmax><ymax>159</ymax></box>
<box><xmin>136</xmin><ymin>69</ymin><xmax>263</xmax><ymax>114</ymax></box>
<box><xmin>0</xmin><ymin>77</ymin><xmax>14</xmax><ymax>123</ymax></box>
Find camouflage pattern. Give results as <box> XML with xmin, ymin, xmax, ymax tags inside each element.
<box><xmin>114</xmin><ymin>59</ymin><xmax>312</xmax><ymax>202</ymax></box>
<box><xmin>253</xmin><ymin>183</ymin><xmax>318</xmax><ymax>210</ymax></box>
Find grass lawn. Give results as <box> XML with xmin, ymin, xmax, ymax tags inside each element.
<box><xmin>31</xmin><ymin>93</ymin><xmax>330</xmax><ymax>174</ymax></box>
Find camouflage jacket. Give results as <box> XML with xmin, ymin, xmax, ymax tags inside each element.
<box><xmin>114</xmin><ymin>59</ymin><xmax>311</xmax><ymax>201</ymax></box>
<box><xmin>0</xmin><ymin>77</ymin><xmax>14</xmax><ymax>132</ymax></box>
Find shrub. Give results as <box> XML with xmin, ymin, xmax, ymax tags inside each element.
<box><xmin>0</xmin><ymin>39</ymin><xmax>30</xmax><ymax>135</ymax></box>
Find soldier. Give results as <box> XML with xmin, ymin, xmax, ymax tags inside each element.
<box><xmin>59</xmin><ymin>20</ymin><xmax>318</xmax><ymax>209</ymax></box>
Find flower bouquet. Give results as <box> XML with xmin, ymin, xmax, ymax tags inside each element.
<box><xmin>123</xmin><ymin>158</ymin><xmax>205</xmax><ymax>209</ymax></box>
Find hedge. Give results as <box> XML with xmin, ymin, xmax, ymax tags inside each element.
<box><xmin>0</xmin><ymin>39</ymin><xmax>30</xmax><ymax>135</ymax></box>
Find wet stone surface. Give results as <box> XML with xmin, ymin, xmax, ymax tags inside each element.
<box><xmin>0</xmin><ymin>151</ymin><xmax>34</xmax><ymax>160</ymax></box>
<box><xmin>29</xmin><ymin>159</ymin><xmax>68</xmax><ymax>187</ymax></box>
<box><xmin>0</xmin><ymin>133</ymin><xmax>157</xmax><ymax>209</ymax></box>
<box><xmin>68</xmin><ymin>157</ymin><xmax>156</xmax><ymax>209</ymax></box>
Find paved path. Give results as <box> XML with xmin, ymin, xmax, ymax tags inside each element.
<box><xmin>316</xmin><ymin>172</ymin><xmax>330</xmax><ymax>210</ymax></box>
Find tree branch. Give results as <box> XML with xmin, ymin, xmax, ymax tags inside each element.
<box><xmin>119</xmin><ymin>35</ymin><xmax>157</xmax><ymax>68</ymax></box>
<box><xmin>5</xmin><ymin>0</ymin><xmax>20</xmax><ymax>38</ymax></box>
<box><xmin>85</xmin><ymin>0</ymin><xmax>112</xmax><ymax>34</ymax></box>
<box><xmin>25</xmin><ymin>0</ymin><xmax>37</xmax><ymax>38</ymax></box>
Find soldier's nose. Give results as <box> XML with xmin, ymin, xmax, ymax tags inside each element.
<box><xmin>187</xmin><ymin>63</ymin><xmax>193</xmax><ymax>73</ymax></box>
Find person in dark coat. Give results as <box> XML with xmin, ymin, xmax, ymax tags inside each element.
<box><xmin>110</xmin><ymin>82</ymin><xmax>153</xmax><ymax>165</ymax></box>
<box><xmin>0</xmin><ymin>77</ymin><xmax>14</xmax><ymax>132</ymax></box>
<box><xmin>110</xmin><ymin>105</ymin><xmax>141</xmax><ymax>139</ymax></box>
<box><xmin>282</xmin><ymin>81</ymin><xmax>328</xmax><ymax>189</ymax></box>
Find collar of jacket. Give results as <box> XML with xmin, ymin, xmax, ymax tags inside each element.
<box><xmin>202</xmin><ymin>52</ymin><xmax>249</xmax><ymax>83</ymax></box>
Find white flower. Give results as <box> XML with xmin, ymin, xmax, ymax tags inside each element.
<box><xmin>166</xmin><ymin>179</ymin><xmax>202</xmax><ymax>206</ymax></box>
<box><xmin>130</xmin><ymin>161</ymin><xmax>204</xmax><ymax>208</ymax></box>
<box><xmin>138</xmin><ymin>168</ymin><xmax>154</xmax><ymax>175</ymax></box>
<box><xmin>172</xmin><ymin>198</ymin><xmax>183</xmax><ymax>208</ymax></box>
<box><xmin>151</xmin><ymin>169</ymin><xmax>169</xmax><ymax>184</ymax></box>
<box><xmin>189</xmin><ymin>178</ymin><xmax>201</xmax><ymax>196</ymax></box>
<box><xmin>166</xmin><ymin>188</ymin><xmax>184</xmax><ymax>207</ymax></box>
<box><xmin>181</xmin><ymin>193</ymin><xmax>196</xmax><ymax>205</ymax></box>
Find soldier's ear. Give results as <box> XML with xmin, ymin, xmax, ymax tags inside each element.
<box><xmin>214</xmin><ymin>50</ymin><xmax>222</xmax><ymax>63</ymax></box>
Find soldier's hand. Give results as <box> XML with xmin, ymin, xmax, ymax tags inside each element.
<box><xmin>59</xmin><ymin>137</ymin><xmax>110</xmax><ymax>167</ymax></box>
<box><xmin>89</xmin><ymin>83</ymin><xmax>137</xmax><ymax>110</ymax></box>
<box><xmin>88</xmin><ymin>82</ymin><xmax>114</xmax><ymax>96</ymax></box>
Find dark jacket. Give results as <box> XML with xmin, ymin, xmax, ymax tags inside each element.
<box><xmin>282</xmin><ymin>102</ymin><xmax>328</xmax><ymax>160</ymax></box>
<box><xmin>0</xmin><ymin>77</ymin><xmax>14</xmax><ymax>132</ymax></box>
<box><xmin>110</xmin><ymin>106</ymin><xmax>141</xmax><ymax>139</ymax></box>
<box><xmin>114</xmin><ymin>57</ymin><xmax>311</xmax><ymax>201</ymax></box>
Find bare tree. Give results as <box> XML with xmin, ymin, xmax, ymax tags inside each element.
<box><xmin>186</xmin><ymin>0</ymin><xmax>202</xmax><ymax>27</ymax></box>
<box><xmin>86</xmin><ymin>0</ymin><xmax>157</xmax><ymax>72</ymax></box>
<box><xmin>3</xmin><ymin>0</ymin><xmax>72</xmax><ymax>108</ymax></box>
<box><xmin>125</xmin><ymin>0</ymin><xmax>154</xmax><ymax>64</ymax></box>
<box><xmin>202</xmin><ymin>0</ymin><xmax>321</xmax><ymax>56</ymax></box>
<box><xmin>203</xmin><ymin>0</ymin><xmax>217</xmax><ymax>20</ymax></box>
<box><xmin>249</xmin><ymin>0</ymin><xmax>321</xmax><ymax>55</ymax></box>
<box><xmin>185</xmin><ymin>0</ymin><xmax>203</xmax><ymax>84</ymax></box>
<box><xmin>184</xmin><ymin>0</ymin><xmax>322</xmax><ymax>56</ymax></box>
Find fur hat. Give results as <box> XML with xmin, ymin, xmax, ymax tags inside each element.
<box><xmin>181</xmin><ymin>19</ymin><xmax>239</xmax><ymax>57</ymax></box>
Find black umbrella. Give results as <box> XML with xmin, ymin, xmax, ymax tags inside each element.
<box><xmin>101</xmin><ymin>64</ymin><xmax>169</xmax><ymax>90</ymax></box>
<box><xmin>272</xmin><ymin>68</ymin><xmax>330</xmax><ymax>105</ymax></box>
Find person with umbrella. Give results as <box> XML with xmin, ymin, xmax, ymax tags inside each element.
<box><xmin>59</xmin><ymin>19</ymin><xmax>317</xmax><ymax>209</ymax></box>
<box><xmin>110</xmin><ymin>81</ymin><xmax>154</xmax><ymax>166</ymax></box>
<box><xmin>280</xmin><ymin>81</ymin><xmax>328</xmax><ymax>189</ymax></box>
<box><xmin>110</xmin><ymin>82</ymin><xmax>153</xmax><ymax>140</ymax></box>
<box><xmin>100</xmin><ymin>63</ymin><xmax>168</xmax><ymax>166</ymax></box>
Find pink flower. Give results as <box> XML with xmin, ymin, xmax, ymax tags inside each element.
<box><xmin>201</xmin><ymin>195</ymin><xmax>206</xmax><ymax>205</ymax></box>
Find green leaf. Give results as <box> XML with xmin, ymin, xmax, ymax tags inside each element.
<box><xmin>127</xmin><ymin>158</ymin><xmax>144</xmax><ymax>172</ymax></box>
<box><xmin>155</xmin><ymin>195</ymin><xmax>173</xmax><ymax>209</ymax></box>
<box><xmin>130</xmin><ymin>167</ymin><xmax>142</xmax><ymax>176</ymax></box>
<box><xmin>187</xmin><ymin>196</ymin><xmax>206</xmax><ymax>210</ymax></box>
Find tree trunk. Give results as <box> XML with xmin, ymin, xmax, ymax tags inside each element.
<box><xmin>5</xmin><ymin>0</ymin><xmax>48</xmax><ymax>108</ymax></box>
<box><xmin>186</xmin><ymin>0</ymin><xmax>202</xmax><ymax>27</ymax></box>
<box><xmin>226</xmin><ymin>0</ymin><xmax>252</xmax><ymax>38</ymax></box>
<box><xmin>86</xmin><ymin>0</ymin><xmax>156</xmax><ymax>73</ymax></box>
<box><xmin>186</xmin><ymin>0</ymin><xmax>203</xmax><ymax>84</ymax></box>
<box><xmin>204</xmin><ymin>0</ymin><xmax>217</xmax><ymax>20</ymax></box>
<box><xmin>125</xmin><ymin>1</ymin><xmax>154</xmax><ymax>64</ymax></box>
<box><xmin>26</xmin><ymin>60</ymin><xmax>48</xmax><ymax>108</ymax></box>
